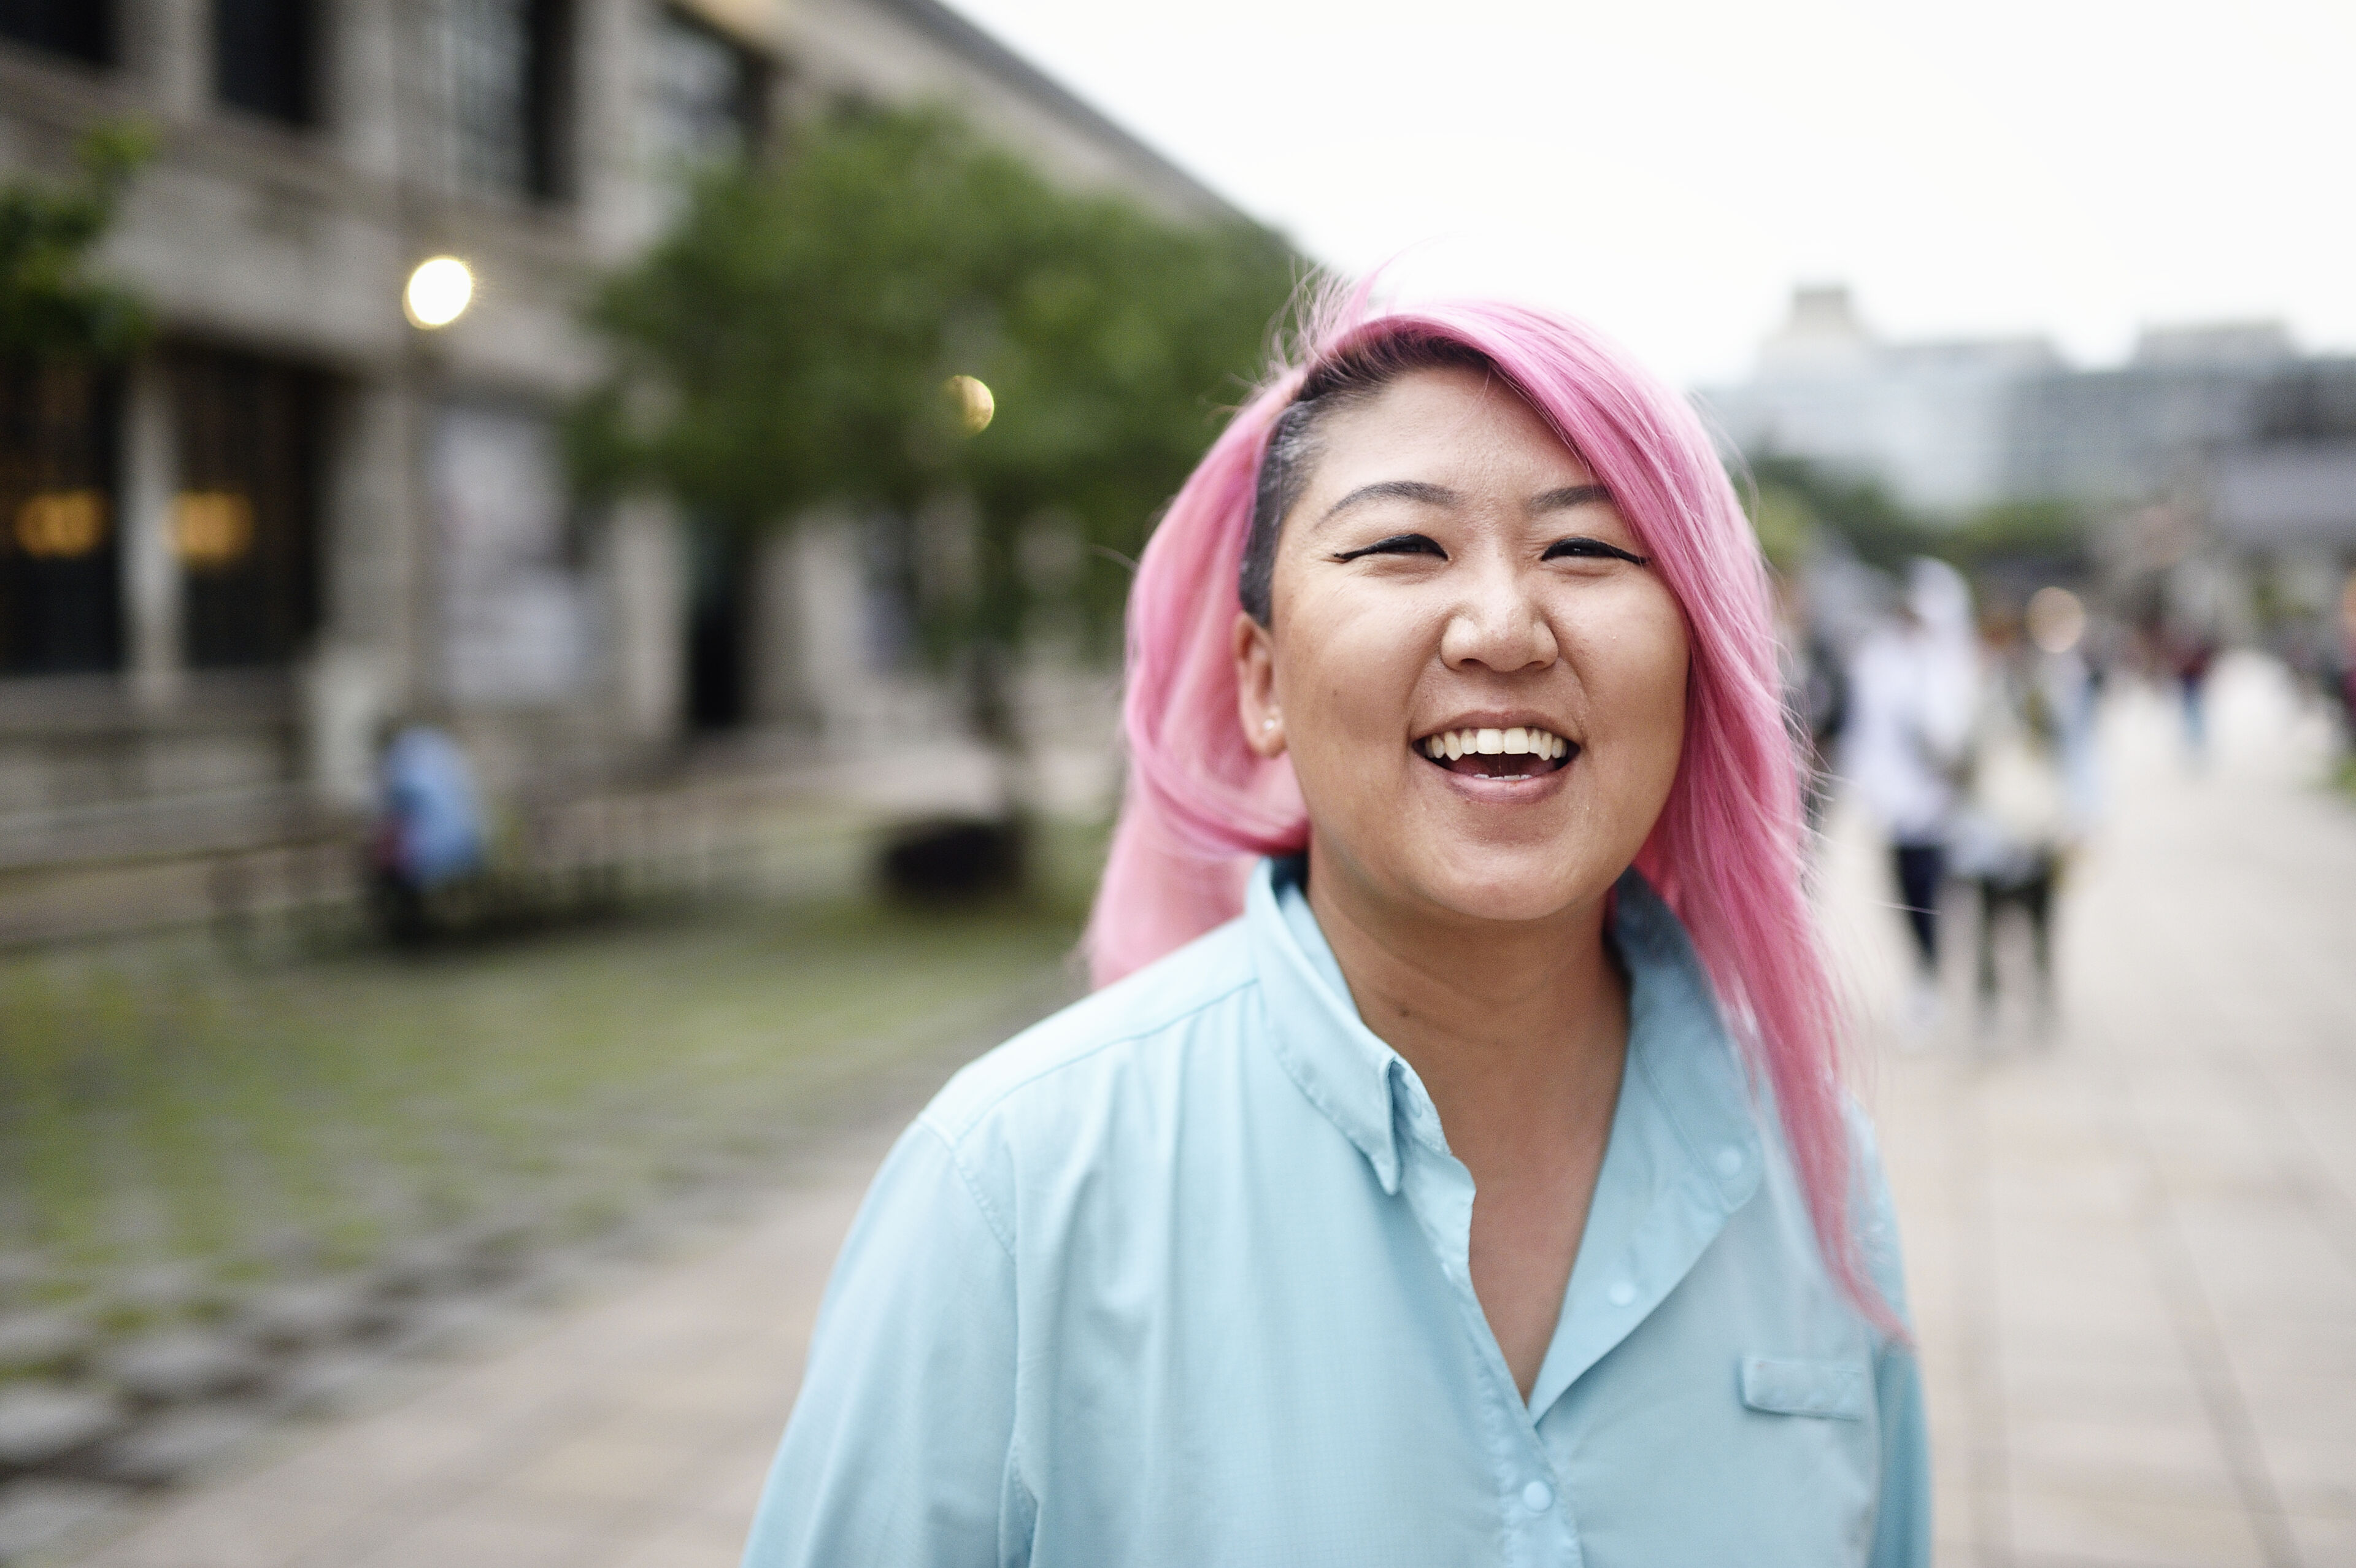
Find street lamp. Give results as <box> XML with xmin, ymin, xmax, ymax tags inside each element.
<box><xmin>403</xmin><ymin>256</ymin><xmax>475</xmax><ymax>329</ymax></box>
<box><xmin>946</xmin><ymin>374</ymin><xmax>994</xmax><ymax>434</ymax></box>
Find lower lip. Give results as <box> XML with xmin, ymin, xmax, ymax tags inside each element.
<box><xmin>1415</xmin><ymin>750</ymin><xmax>1576</xmax><ymax>802</ymax></box>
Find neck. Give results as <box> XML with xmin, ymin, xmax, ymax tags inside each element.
<box><xmin>1301</xmin><ymin>840</ymin><xmax>1629</xmax><ymax>1151</ymax></box>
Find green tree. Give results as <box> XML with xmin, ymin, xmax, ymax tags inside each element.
<box><xmin>1745</xmin><ymin>453</ymin><xmax>1937</xmax><ymax>572</ymax></box>
<box><xmin>1743</xmin><ymin>454</ymin><xmax>2087</xmax><ymax>586</ymax></box>
<box><xmin>571</xmin><ymin>104</ymin><xmax>1298</xmax><ymax>838</ymax></box>
<box><xmin>0</xmin><ymin>123</ymin><xmax>152</xmax><ymax>361</ymax></box>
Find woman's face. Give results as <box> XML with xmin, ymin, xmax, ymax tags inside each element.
<box><xmin>1234</xmin><ymin>366</ymin><xmax>1691</xmax><ymax>929</ymax></box>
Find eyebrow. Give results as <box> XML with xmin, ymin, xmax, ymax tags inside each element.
<box><xmin>1532</xmin><ymin>484</ymin><xmax>1613</xmax><ymax>512</ymax></box>
<box><xmin>1316</xmin><ymin>479</ymin><xmax>1615</xmax><ymax>529</ymax></box>
<box><xmin>1315</xmin><ymin>479</ymin><xmax>1457</xmax><ymax>526</ymax></box>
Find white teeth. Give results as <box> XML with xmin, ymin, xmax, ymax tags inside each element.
<box><xmin>1418</xmin><ymin>726</ymin><xmax>1571</xmax><ymax>764</ymax></box>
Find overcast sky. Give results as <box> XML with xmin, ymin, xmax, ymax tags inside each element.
<box><xmin>947</xmin><ymin>0</ymin><xmax>2355</xmax><ymax>386</ymax></box>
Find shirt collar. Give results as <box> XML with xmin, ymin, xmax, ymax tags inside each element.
<box><xmin>1248</xmin><ymin>856</ymin><xmax>1412</xmax><ymax>1194</ymax></box>
<box><xmin>1242</xmin><ymin>855</ymin><xmax>1761</xmax><ymax>1213</ymax></box>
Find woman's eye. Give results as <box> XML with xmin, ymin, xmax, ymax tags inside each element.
<box><xmin>1331</xmin><ymin>533</ymin><xmax>1447</xmax><ymax>563</ymax></box>
<box><xmin>1542</xmin><ymin>536</ymin><xmax>1651</xmax><ymax>566</ymax></box>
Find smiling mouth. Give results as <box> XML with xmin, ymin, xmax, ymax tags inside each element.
<box><xmin>1415</xmin><ymin>725</ymin><xmax>1577</xmax><ymax>780</ymax></box>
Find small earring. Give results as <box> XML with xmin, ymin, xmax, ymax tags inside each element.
<box><xmin>1262</xmin><ymin>716</ymin><xmax>1277</xmax><ymax>730</ymax></box>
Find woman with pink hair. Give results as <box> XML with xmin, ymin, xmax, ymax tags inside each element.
<box><xmin>745</xmin><ymin>292</ymin><xmax>1930</xmax><ymax>1567</ymax></box>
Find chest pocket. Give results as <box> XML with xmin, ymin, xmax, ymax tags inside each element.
<box><xmin>1739</xmin><ymin>1355</ymin><xmax>1868</xmax><ymax>1420</ymax></box>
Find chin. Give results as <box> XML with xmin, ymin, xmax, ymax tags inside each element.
<box><xmin>1413</xmin><ymin>855</ymin><xmax>1609</xmax><ymax>928</ymax></box>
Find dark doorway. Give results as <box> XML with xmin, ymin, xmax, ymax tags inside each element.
<box><xmin>0</xmin><ymin>0</ymin><xmax>112</xmax><ymax>65</ymax></box>
<box><xmin>0</xmin><ymin>360</ymin><xmax>121</xmax><ymax>675</ymax></box>
<box><xmin>171</xmin><ymin>347</ymin><xmax>324</xmax><ymax>669</ymax></box>
<box><xmin>685</xmin><ymin>513</ymin><xmax>748</xmax><ymax>729</ymax></box>
<box><xmin>215</xmin><ymin>0</ymin><xmax>316</xmax><ymax>126</ymax></box>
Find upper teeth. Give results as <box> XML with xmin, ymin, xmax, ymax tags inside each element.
<box><xmin>1421</xmin><ymin>727</ymin><xmax>1569</xmax><ymax>761</ymax></box>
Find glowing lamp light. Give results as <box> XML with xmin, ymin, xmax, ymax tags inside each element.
<box><xmin>945</xmin><ymin>374</ymin><xmax>995</xmax><ymax>435</ymax></box>
<box><xmin>13</xmin><ymin>491</ymin><xmax>107</xmax><ymax>558</ymax></box>
<box><xmin>172</xmin><ymin>491</ymin><xmax>257</xmax><ymax>567</ymax></box>
<box><xmin>404</xmin><ymin>256</ymin><xmax>475</xmax><ymax>329</ymax></box>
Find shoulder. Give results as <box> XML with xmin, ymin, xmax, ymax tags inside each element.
<box><xmin>916</xmin><ymin>917</ymin><xmax>1260</xmax><ymax>1150</ymax></box>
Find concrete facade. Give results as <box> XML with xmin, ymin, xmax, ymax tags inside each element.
<box><xmin>0</xmin><ymin>0</ymin><xmax>1233</xmax><ymax>890</ymax></box>
<box><xmin>1702</xmin><ymin>286</ymin><xmax>2356</xmax><ymax>533</ymax></box>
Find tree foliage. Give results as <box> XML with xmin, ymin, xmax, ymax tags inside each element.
<box><xmin>1746</xmin><ymin>453</ymin><xmax>2088</xmax><ymax>580</ymax></box>
<box><xmin>569</xmin><ymin>104</ymin><xmax>1301</xmax><ymax>667</ymax></box>
<box><xmin>0</xmin><ymin>123</ymin><xmax>152</xmax><ymax>362</ymax></box>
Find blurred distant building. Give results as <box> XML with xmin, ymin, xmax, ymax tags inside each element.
<box><xmin>1704</xmin><ymin>285</ymin><xmax>2356</xmax><ymax>526</ymax></box>
<box><xmin>0</xmin><ymin>0</ymin><xmax>1238</xmax><ymax>900</ymax></box>
<box><xmin>1703</xmin><ymin>286</ymin><xmax>2356</xmax><ymax>640</ymax></box>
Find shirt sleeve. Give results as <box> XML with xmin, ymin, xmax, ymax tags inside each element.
<box><xmin>741</xmin><ymin>1120</ymin><xmax>1024</xmax><ymax>1568</ymax></box>
<box><xmin>1848</xmin><ymin>1105</ymin><xmax>1933</xmax><ymax>1568</ymax></box>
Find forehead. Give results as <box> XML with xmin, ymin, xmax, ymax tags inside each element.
<box><xmin>1301</xmin><ymin>366</ymin><xmax>1592</xmax><ymax>503</ymax></box>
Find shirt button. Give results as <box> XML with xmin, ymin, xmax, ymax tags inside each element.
<box><xmin>1715</xmin><ymin>1145</ymin><xmax>1744</xmax><ymax>1177</ymax></box>
<box><xmin>1522</xmin><ymin>1479</ymin><xmax>1554</xmax><ymax>1512</ymax></box>
<box><xmin>1606</xmin><ymin>1280</ymin><xmax>1636</xmax><ymax>1307</ymax></box>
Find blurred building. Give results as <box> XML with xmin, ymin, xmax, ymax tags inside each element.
<box><xmin>0</xmin><ymin>0</ymin><xmax>1235</xmax><ymax>906</ymax></box>
<box><xmin>1704</xmin><ymin>286</ymin><xmax>2356</xmax><ymax>643</ymax></box>
<box><xmin>1706</xmin><ymin>286</ymin><xmax>2356</xmax><ymax>522</ymax></box>
<box><xmin>1713</xmin><ymin>284</ymin><xmax>2066</xmax><ymax>515</ymax></box>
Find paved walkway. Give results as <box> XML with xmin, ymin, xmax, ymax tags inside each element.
<box><xmin>56</xmin><ymin>657</ymin><xmax>2356</xmax><ymax>1568</ymax></box>
<box><xmin>54</xmin><ymin>1137</ymin><xmax>889</xmax><ymax>1568</ymax></box>
<box><xmin>1848</xmin><ymin>658</ymin><xmax>2356</xmax><ymax>1568</ymax></box>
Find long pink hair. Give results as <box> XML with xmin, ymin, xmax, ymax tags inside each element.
<box><xmin>1085</xmin><ymin>287</ymin><xmax>1885</xmax><ymax>1326</ymax></box>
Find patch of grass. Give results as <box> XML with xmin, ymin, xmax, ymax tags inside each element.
<box><xmin>0</xmin><ymin>882</ymin><xmax>1087</xmax><ymax>1309</ymax></box>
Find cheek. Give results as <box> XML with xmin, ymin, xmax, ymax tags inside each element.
<box><xmin>1581</xmin><ymin>595</ymin><xmax>1692</xmax><ymax>774</ymax></box>
<box><xmin>1274</xmin><ymin>588</ymin><xmax>1433</xmax><ymax>745</ymax></box>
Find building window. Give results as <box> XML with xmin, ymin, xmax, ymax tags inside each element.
<box><xmin>0</xmin><ymin>0</ymin><xmax>112</xmax><ymax>66</ymax></box>
<box><xmin>431</xmin><ymin>403</ymin><xmax>588</xmax><ymax>707</ymax></box>
<box><xmin>170</xmin><ymin>348</ymin><xmax>323</xmax><ymax>669</ymax></box>
<box><xmin>649</xmin><ymin>6</ymin><xmax>764</xmax><ymax>171</ymax></box>
<box><xmin>450</xmin><ymin>0</ymin><xmax>570</xmax><ymax>202</ymax></box>
<box><xmin>0</xmin><ymin>363</ymin><xmax>120</xmax><ymax>675</ymax></box>
<box><xmin>215</xmin><ymin>0</ymin><xmax>316</xmax><ymax>126</ymax></box>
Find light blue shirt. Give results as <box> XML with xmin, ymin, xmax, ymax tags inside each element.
<box><xmin>745</xmin><ymin>858</ymin><xmax>1930</xmax><ymax>1567</ymax></box>
<box><xmin>379</xmin><ymin>726</ymin><xmax>485</xmax><ymax>886</ymax></box>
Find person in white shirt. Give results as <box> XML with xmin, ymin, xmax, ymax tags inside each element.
<box><xmin>1844</xmin><ymin>559</ymin><xmax>1977</xmax><ymax>1030</ymax></box>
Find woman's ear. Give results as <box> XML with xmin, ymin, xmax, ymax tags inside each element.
<box><xmin>1232</xmin><ymin>611</ymin><xmax>1285</xmax><ymax>759</ymax></box>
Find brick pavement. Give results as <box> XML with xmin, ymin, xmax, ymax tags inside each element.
<box><xmin>54</xmin><ymin>656</ymin><xmax>2356</xmax><ymax>1568</ymax></box>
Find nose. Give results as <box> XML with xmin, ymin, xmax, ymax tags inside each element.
<box><xmin>1439</xmin><ymin>556</ymin><xmax>1557</xmax><ymax>673</ymax></box>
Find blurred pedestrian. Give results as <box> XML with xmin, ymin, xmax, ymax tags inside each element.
<box><xmin>1845</xmin><ymin>558</ymin><xmax>1976</xmax><ymax>1035</ymax></box>
<box><xmin>1952</xmin><ymin>592</ymin><xmax>2091</xmax><ymax>1031</ymax></box>
<box><xmin>369</xmin><ymin>723</ymin><xmax>485</xmax><ymax>944</ymax></box>
<box><xmin>2336</xmin><ymin>574</ymin><xmax>2356</xmax><ymax>745</ymax></box>
<box><xmin>746</xmin><ymin>298</ymin><xmax>1928</xmax><ymax>1566</ymax></box>
<box><xmin>1776</xmin><ymin>574</ymin><xmax>1849</xmax><ymax>839</ymax></box>
<box><xmin>2169</xmin><ymin>626</ymin><xmax>2219</xmax><ymax>766</ymax></box>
